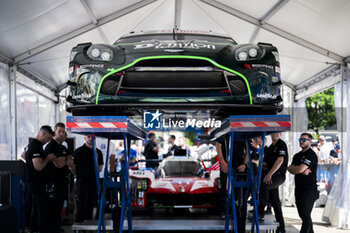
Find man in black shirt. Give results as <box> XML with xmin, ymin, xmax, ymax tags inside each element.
<box><xmin>257</xmin><ymin>133</ymin><xmax>288</xmax><ymax>233</ymax></box>
<box><xmin>144</xmin><ymin>133</ymin><xmax>159</xmax><ymax>168</ymax></box>
<box><xmin>216</xmin><ymin>135</ymin><xmax>248</xmax><ymax>233</ymax></box>
<box><xmin>70</xmin><ymin>135</ymin><xmax>104</xmax><ymax>223</ymax></box>
<box><xmin>25</xmin><ymin>125</ymin><xmax>54</xmax><ymax>233</ymax></box>
<box><xmin>45</xmin><ymin>122</ymin><xmax>69</xmax><ymax>233</ymax></box>
<box><xmin>163</xmin><ymin>135</ymin><xmax>179</xmax><ymax>158</ymax></box>
<box><xmin>288</xmin><ymin>133</ymin><xmax>319</xmax><ymax>233</ymax></box>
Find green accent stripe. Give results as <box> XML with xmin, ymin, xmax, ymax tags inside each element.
<box><xmin>95</xmin><ymin>55</ymin><xmax>252</xmax><ymax>104</ymax></box>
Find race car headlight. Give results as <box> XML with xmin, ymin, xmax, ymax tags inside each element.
<box><xmin>91</xmin><ymin>48</ymin><xmax>100</xmax><ymax>58</ymax></box>
<box><xmin>101</xmin><ymin>51</ymin><xmax>112</xmax><ymax>61</ymax></box>
<box><xmin>248</xmin><ymin>48</ymin><xmax>258</xmax><ymax>57</ymax></box>
<box><xmin>235</xmin><ymin>45</ymin><xmax>262</xmax><ymax>61</ymax></box>
<box><xmin>87</xmin><ymin>45</ymin><xmax>113</xmax><ymax>61</ymax></box>
<box><xmin>238</xmin><ymin>51</ymin><xmax>248</xmax><ymax>61</ymax></box>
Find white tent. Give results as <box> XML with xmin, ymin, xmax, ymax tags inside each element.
<box><xmin>0</xmin><ymin>0</ymin><xmax>349</xmax><ymax>228</ymax></box>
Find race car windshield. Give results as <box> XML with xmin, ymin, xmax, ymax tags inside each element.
<box><xmin>162</xmin><ymin>160</ymin><xmax>202</xmax><ymax>177</ymax></box>
<box><xmin>115</xmin><ymin>34</ymin><xmax>237</xmax><ymax>45</ymax></box>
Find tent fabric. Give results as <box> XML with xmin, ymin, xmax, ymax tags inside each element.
<box><xmin>0</xmin><ymin>0</ymin><xmax>349</xmax><ymax>90</ymax></box>
<box><xmin>16</xmin><ymin>81</ymin><xmax>56</xmax><ymax>156</ymax></box>
<box><xmin>286</xmin><ymin>97</ymin><xmax>308</xmax><ymax>206</ymax></box>
<box><xmin>322</xmin><ymin>69</ymin><xmax>350</xmax><ymax>229</ymax></box>
<box><xmin>0</xmin><ymin>63</ymin><xmax>11</xmax><ymax>160</ymax></box>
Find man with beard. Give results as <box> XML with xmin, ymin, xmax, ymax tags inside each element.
<box><xmin>288</xmin><ymin>133</ymin><xmax>319</xmax><ymax>233</ymax></box>
<box><xmin>26</xmin><ymin>125</ymin><xmax>54</xmax><ymax>233</ymax></box>
<box><xmin>45</xmin><ymin>122</ymin><xmax>69</xmax><ymax>233</ymax></box>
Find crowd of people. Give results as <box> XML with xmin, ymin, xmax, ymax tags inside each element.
<box><xmin>25</xmin><ymin>123</ymin><xmax>333</xmax><ymax>233</ymax></box>
<box><xmin>312</xmin><ymin>135</ymin><xmax>342</xmax><ymax>165</ymax></box>
<box><xmin>24</xmin><ymin>125</ymin><xmax>184</xmax><ymax>233</ymax></box>
<box><xmin>215</xmin><ymin>132</ymin><xmax>321</xmax><ymax>233</ymax></box>
<box><xmin>25</xmin><ymin>123</ymin><xmax>104</xmax><ymax>233</ymax></box>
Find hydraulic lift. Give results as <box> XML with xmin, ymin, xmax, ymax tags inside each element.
<box><xmin>66</xmin><ymin>116</ymin><xmax>147</xmax><ymax>233</ymax></box>
<box><xmin>210</xmin><ymin>115</ymin><xmax>291</xmax><ymax>233</ymax></box>
<box><xmin>67</xmin><ymin>114</ymin><xmax>290</xmax><ymax>233</ymax></box>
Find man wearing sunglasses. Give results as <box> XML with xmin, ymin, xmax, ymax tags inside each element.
<box><xmin>288</xmin><ymin>133</ymin><xmax>319</xmax><ymax>233</ymax></box>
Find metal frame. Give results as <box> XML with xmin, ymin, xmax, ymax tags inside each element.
<box><xmin>13</xmin><ymin>0</ymin><xmax>157</xmax><ymax>63</ymax></box>
<box><xmin>66</xmin><ymin>116</ymin><xmax>147</xmax><ymax>233</ymax></box>
<box><xmin>210</xmin><ymin>115</ymin><xmax>291</xmax><ymax>233</ymax></box>
<box><xmin>249</xmin><ymin>0</ymin><xmax>290</xmax><ymax>43</ymax></box>
<box><xmin>174</xmin><ymin>0</ymin><xmax>182</xmax><ymax>29</ymax></box>
<box><xmin>200</xmin><ymin>0</ymin><xmax>344</xmax><ymax>62</ymax></box>
<box><xmin>295</xmin><ymin>64</ymin><xmax>342</xmax><ymax>101</ymax></box>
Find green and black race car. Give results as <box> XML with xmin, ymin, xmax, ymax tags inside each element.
<box><xmin>66</xmin><ymin>29</ymin><xmax>283</xmax><ymax>117</ymax></box>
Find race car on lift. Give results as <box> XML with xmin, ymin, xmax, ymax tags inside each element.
<box><xmin>66</xmin><ymin>29</ymin><xmax>283</xmax><ymax>117</ymax></box>
<box><xmin>128</xmin><ymin>149</ymin><xmax>220</xmax><ymax>209</ymax></box>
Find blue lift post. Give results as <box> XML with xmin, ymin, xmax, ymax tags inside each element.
<box><xmin>210</xmin><ymin>115</ymin><xmax>291</xmax><ymax>233</ymax></box>
<box><xmin>66</xmin><ymin>116</ymin><xmax>147</xmax><ymax>233</ymax></box>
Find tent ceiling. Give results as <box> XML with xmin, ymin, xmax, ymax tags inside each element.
<box><xmin>0</xmin><ymin>0</ymin><xmax>349</xmax><ymax>92</ymax></box>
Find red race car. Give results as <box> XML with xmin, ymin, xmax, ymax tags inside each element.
<box><xmin>129</xmin><ymin>151</ymin><xmax>220</xmax><ymax>209</ymax></box>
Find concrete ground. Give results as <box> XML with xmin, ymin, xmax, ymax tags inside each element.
<box><xmin>276</xmin><ymin>207</ymin><xmax>346</xmax><ymax>233</ymax></box>
<box><xmin>62</xmin><ymin>206</ymin><xmax>348</xmax><ymax>232</ymax></box>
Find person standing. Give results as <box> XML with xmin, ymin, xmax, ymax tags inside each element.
<box><xmin>25</xmin><ymin>125</ymin><xmax>54</xmax><ymax>233</ymax></box>
<box><xmin>257</xmin><ymin>133</ymin><xmax>288</xmax><ymax>233</ymax></box>
<box><xmin>288</xmin><ymin>133</ymin><xmax>319</xmax><ymax>233</ymax></box>
<box><xmin>69</xmin><ymin>135</ymin><xmax>103</xmax><ymax>223</ymax></box>
<box><xmin>318</xmin><ymin>135</ymin><xmax>333</xmax><ymax>164</ymax></box>
<box><xmin>144</xmin><ymin>133</ymin><xmax>159</xmax><ymax>169</ymax></box>
<box><xmin>216</xmin><ymin>135</ymin><xmax>248</xmax><ymax>233</ymax></box>
<box><xmin>163</xmin><ymin>135</ymin><xmax>179</xmax><ymax>158</ymax></box>
<box><xmin>44</xmin><ymin>122</ymin><xmax>69</xmax><ymax>233</ymax></box>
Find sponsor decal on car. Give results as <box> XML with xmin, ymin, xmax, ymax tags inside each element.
<box><xmin>72</xmin><ymin>93</ymin><xmax>93</xmax><ymax>99</ymax></box>
<box><xmin>81</xmin><ymin>64</ymin><xmax>105</xmax><ymax>69</ymax></box>
<box><xmin>272</xmin><ymin>76</ymin><xmax>279</xmax><ymax>83</ymax></box>
<box><xmin>134</xmin><ymin>41</ymin><xmax>216</xmax><ymax>50</ymax></box>
<box><xmin>68</xmin><ymin>66</ymin><xmax>74</xmax><ymax>75</ymax></box>
<box><xmin>275</xmin><ymin>66</ymin><xmax>280</xmax><ymax>73</ymax></box>
<box><xmin>257</xmin><ymin>93</ymin><xmax>277</xmax><ymax>99</ymax></box>
<box><xmin>272</xmin><ymin>51</ymin><xmax>280</xmax><ymax>62</ymax></box>
<box><xmin>251</xmin><ymin>64</ymin><xmax>274</xmax><ymax>70</ymax></box>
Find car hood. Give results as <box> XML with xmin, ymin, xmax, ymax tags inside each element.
<box><xmin>149</xmin><ymin>176</ymin><xmax>218</xmax><ymax>194</ymax></box>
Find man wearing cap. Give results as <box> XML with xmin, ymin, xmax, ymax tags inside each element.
<box><xmin>25</xmin><ymin>125</ymin><xmax>54</xmax><ymax>233</ymax></box>
<box><xmin>288</xmin><ymin>133</ymin><xmax>319</xmax><ymax>233</ymax></box>
<box><xmin>70</xmin><ymin>135</ymin><xmax>104</xmax><ymax>223</ymax></box>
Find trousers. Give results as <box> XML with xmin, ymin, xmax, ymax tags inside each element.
<box><xmin>28</xmin><ymin>182</ymin><xmax>49</xmax><ymax>233</ymax></box>
<box><xmin>295</xmin><ymin>189</ymin><xmax>319</xmax><ymax>233</ymax></box>
<box><xmin>257</xmin><ymin>171</ymin><xmax>286</xmax><ymax>231</ymax></box>
<box><xmin>75</xmin><ymin>179</ymin><xmax>98</xmax><ymax>223</ymax></box>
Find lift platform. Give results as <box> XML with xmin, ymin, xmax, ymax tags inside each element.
<box><xmin>210</xmin><ymin>115</ymin><xmax>291</xmax><ymax>233</ymax></box>
<box><xmin>67</xmin><ymin>116</ymin><xmax>147</xmax><ymax>233</ymax></box>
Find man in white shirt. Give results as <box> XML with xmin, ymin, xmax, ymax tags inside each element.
<box><xmin>318</xmin><ymin>135</ymin><xmax>333</xmax><ymax>164</ymax></box>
